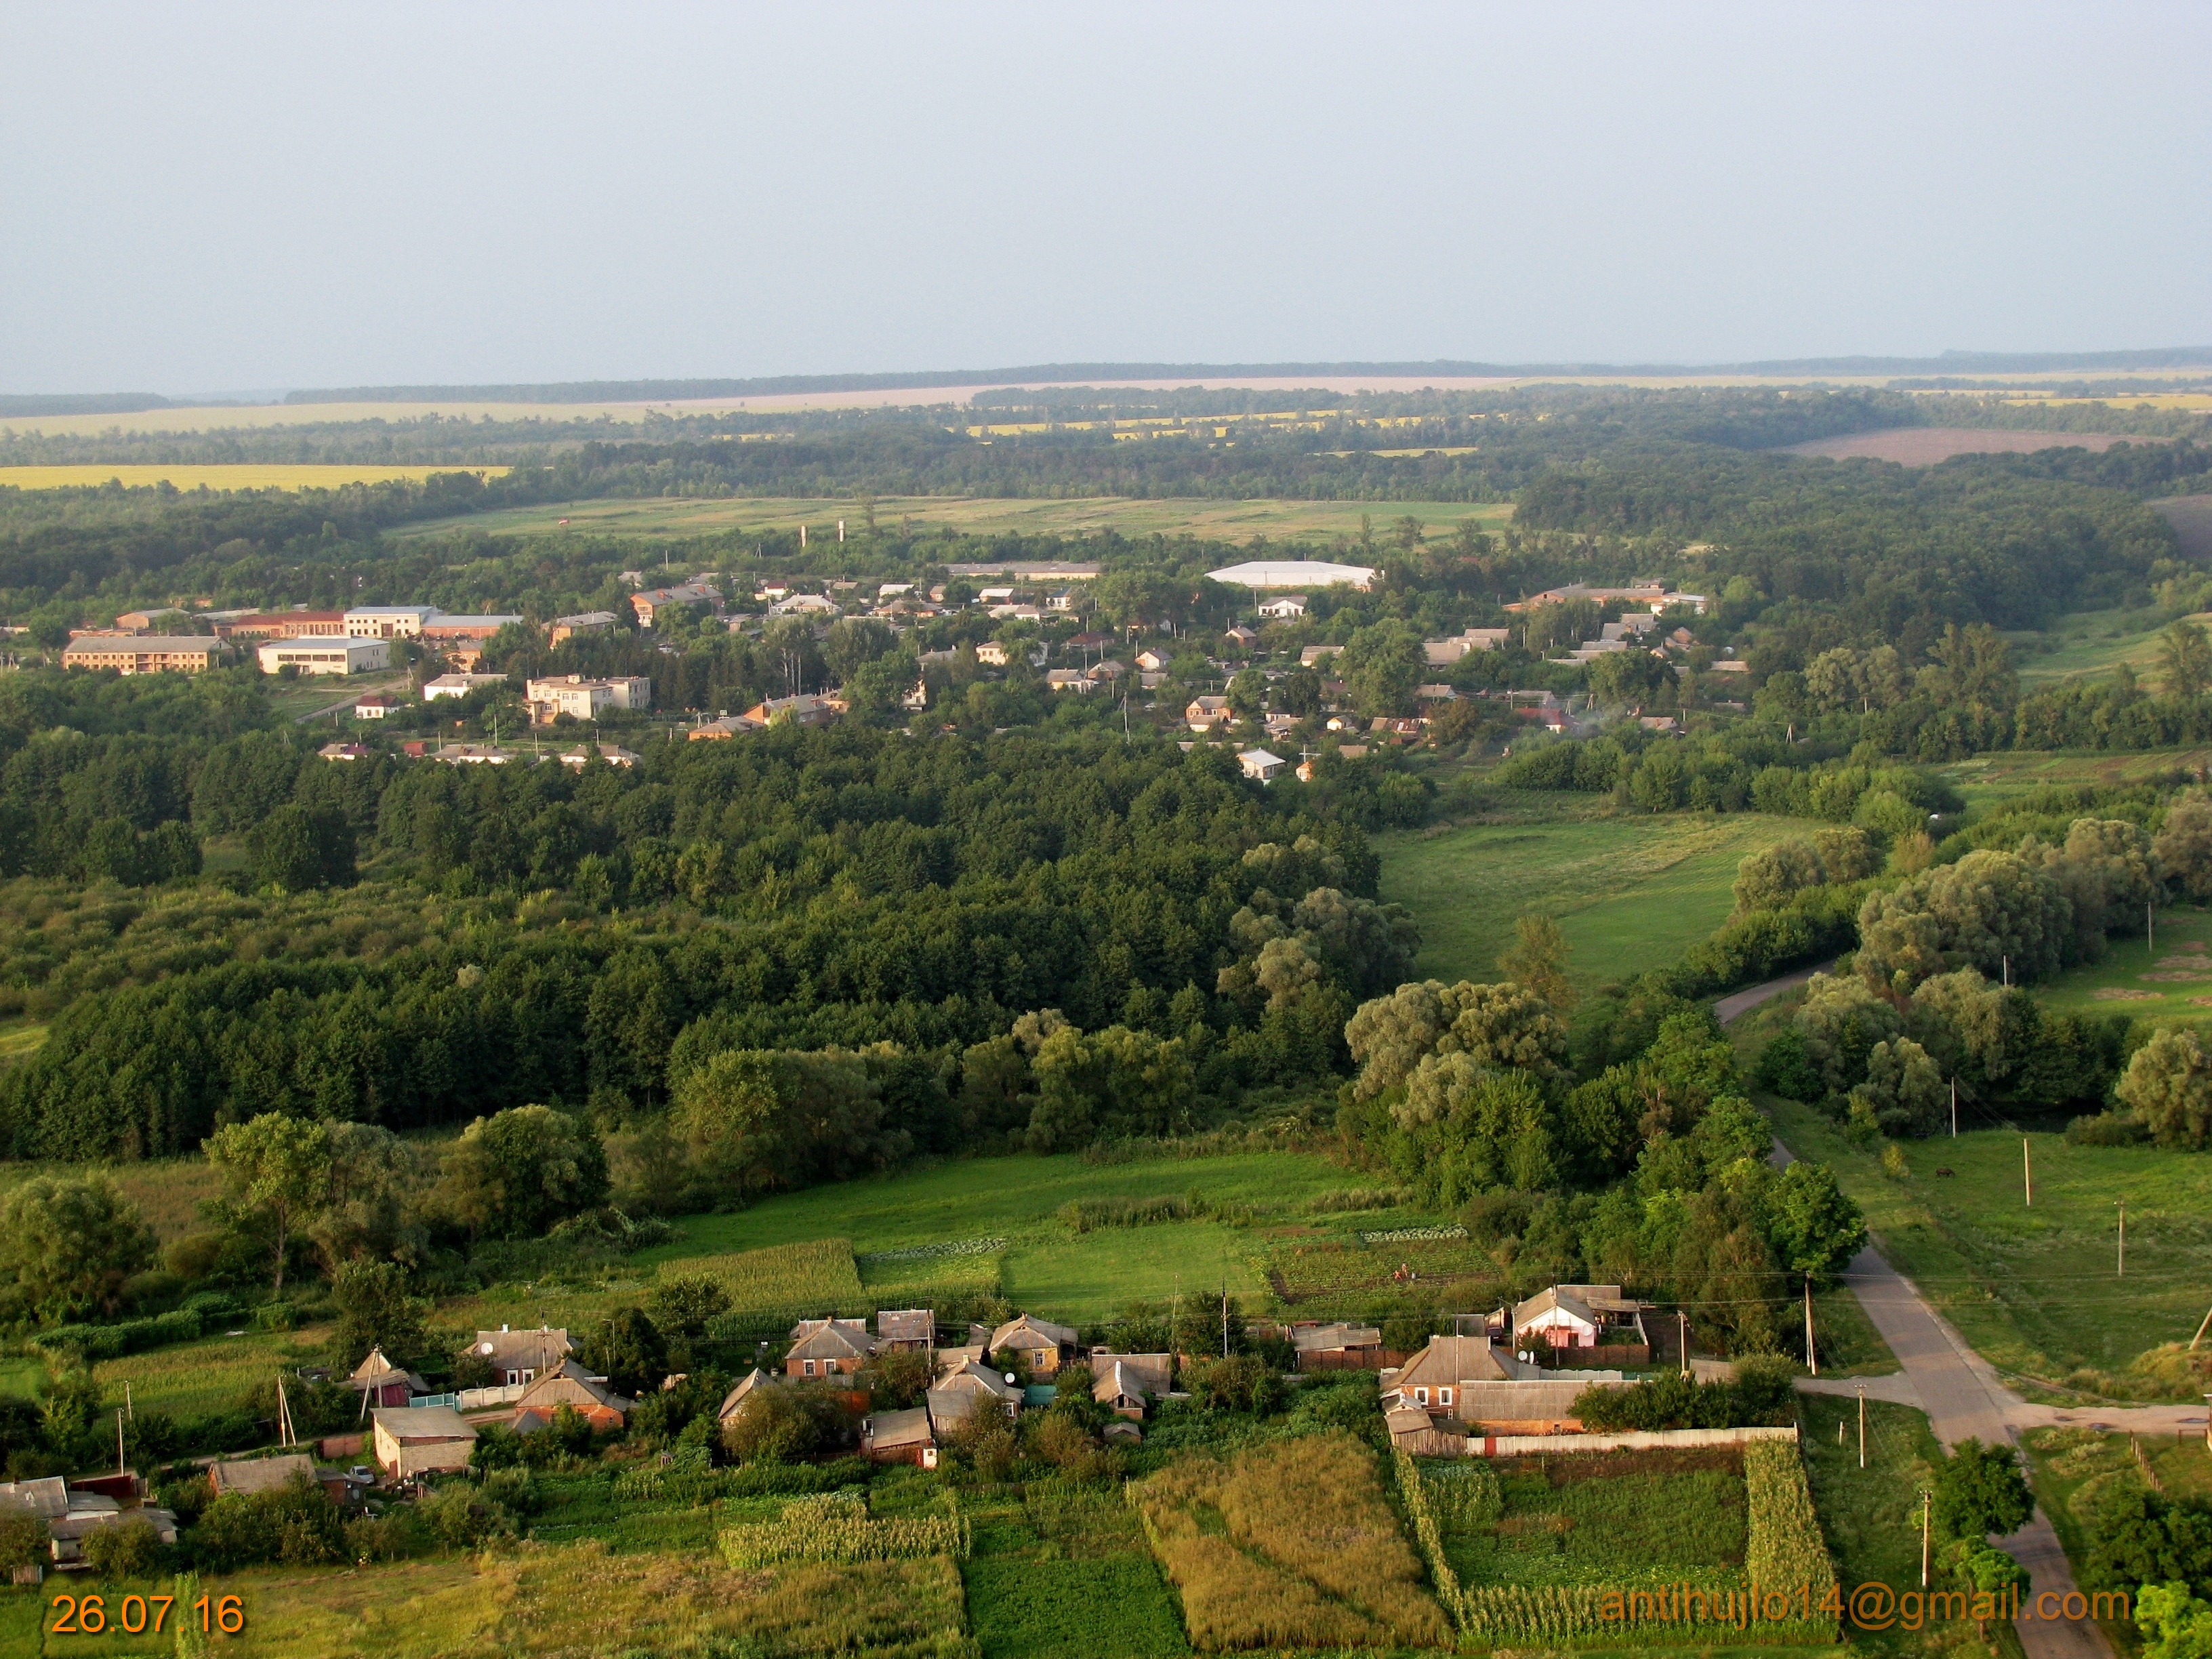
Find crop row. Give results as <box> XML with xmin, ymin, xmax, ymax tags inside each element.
<box><xmin>719</xmin><ymin>1492</ymin><xmax>969</xmax><ymax>1569</ymax></box>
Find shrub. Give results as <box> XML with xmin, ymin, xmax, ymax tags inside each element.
<box><xmin>83</xmin><ymin>1514</ymin><xmax>167</xmax><ymax>1577</ymax></box>
<box><xmin>2068</xmin><ymin>1111</ymin><xmax>2151</xmax><ymax>1147</ymax></box>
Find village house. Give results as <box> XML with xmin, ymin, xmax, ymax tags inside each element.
<box><xmin>745</xmin><ymin>693</ymin><xmax>843</xmax><ymax>728</ymax></box>
<box><xmin>630</xmin><ymin>583</ymin><xmax>722</xmax><ymax>627</ymax></box>
<box><xmin>420</xmin><ymin>615</ymin><xmax>525</xmax><ymax>661</ymax></box>
<box><xmin>716</xmin><ymin>1368</ymin><xmax>776</xmax><ymax>1425</ymax></box>
<box><xmin>771</xmin><ymin>594</ymin><xmax>840</xmax><ymax>617</ymax></box>
<box><xmin>1422</xmin><ymin>628</ymin><xmax>1511</xmax><ymax>665</ymax></box>
<box><xmin>928</xmin><ymin>1359</ymin><xmax>1022</xmax><ymax>1430</ymax></box>
<box><xmin>1185</xmin><ymin>695</ymin><xmax>1231</xmax><ymax>731</ymax></box>
<box><xmin>1238</xmin><ymin>748</ymin><xmax>1286</xmax><ymax>783</ymax></box>
<box><xmin>352</xmin><ymin>692</ymin><xmax>398</xmax><ymax>718</ymax></box>
<box><xmin>1298</xmin><ymin>644</ymin><xmax>1345</xmax><ymax>668</ymax></box>
<box><xmin>1510</xmin><ymin>1284</ymin><xmax>1652</xmax><ymax>1361</ymax></box>
<box><xmin>1223</xmin><ymin>624</ymin><xmax>1260</xmax><ymax>651</ymax></box>
<box><xmin>1044</xmin><ymin>668</ymin><xmax>1097</xmax><ymax>693</ymax></box>
<box><xmin>1258</xmin><ymin>594</ymin><xmax>1307</xmax><ymax>618</ymax></box>
<box><xmin>258</xmin><ymin>638</ymin><xmax>390</xmax><ymax>676</ymax></box>
<box><xmin>986</xmin><ymin>1314</ymin><xmax>1079</xmax><ymax>1376</ymax></box>
<box><xmin>1378</xmin><ymin>1334</ymin><xmax>1514</xmax><ymax>1418</ymax></box>
<box><xmin>550</xmin><ymin>611</ymin><xmax>617</xmax><ymax>646</ymax></box>
<box><xmin>513</xmin><ymin>1359</ymin><xmax>633</xmax><ymax>1431</ymax></box>
<box><xmin>689</xmin><ymin>714</ymin><xmax>765</xmax><ymax>740</ymax></box>
<box><xmin>207</xmin><ymin>1454</ymin><xmax>350</xmax><ymax>1505</ymax></box>
<box><xmin>875</xmin><ymin>1310</ymin><xmax>935</xmax><ymax>1352</ymax></box>
<box><xmin>860</xmin><ymin>1406</ymin><xmax>937</xmax><ymax>1467</ymax></box>
<box><xmin>787</xmin><ymin>1317</ymin><xmax>874</xmax><ymax>1378</ymax></box>
<box><xmin>61</xmin><ymin>636</ymin><xmax>222</xmax><ymax>675</ymax></box>
<box><xmin>1088</xmin><ymin>1352</ymin><xmax>1172</xmax><ymax>1419</ymax></box>
<box><xmin>318</xmin><ymin>741</ymin><xmax>371</xmax><ymax>761</ymax></box>
<box><xmin>348</xmin><ymin>1346</ymin><xmax>426</xmax><ymax>1409</ymax></box>
<box><xmin>975</xmin><ymin>641</ymin><xmax>1013</xmax><ymax>666</ymax></box>
<box><xmin>559</xmin><ymin>742</ymin><xmax>641</xmax><ymax>767</ymax></box>
<box><xmin>371</xmin><ymin>1406</ymin><xmax>477</xmax><ymax>1477</ymax></box>
<box><xmin>1134</xmin><ymin>649</ymin><xmax>1170</xmax><ymax>673</ymax></box>
<box><xmin>468</xmin><ymin>1326</ymin><xmax>572</xmax><ymax>1387</ymax></box>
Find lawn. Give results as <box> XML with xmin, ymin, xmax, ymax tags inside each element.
<box><xmin>1936</xmin><ymin>747</ymin><xmax>2212</xmax><ymax>815</ymax></box>
<box><xmin>388</xmin><ymin>493</ymin><xmax>1514</xmax><ymax>544</ymax></box>
<box><xmin>1375</xmin><ymin>802</ymin><xmax>1832</xmax><ymax>993</ymax></box>
<box><xmin>0</xmin><ymin>1157</ymin><xmax>218</xmax><ymax>1245</ymax></box>
<box><xmin>1755</xmin><ymin>1066</ymin><xmax>2212</xmax><ymax>1397</ymax></box>
<box><xmin>1465</xmin><ymin>1452</ymin><xmax>1748</xmax><ymax>1589</ymax></box>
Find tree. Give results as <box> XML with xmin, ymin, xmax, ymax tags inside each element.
<box><xmin>434</xmin><ymin>1104</ymin><xmax>609</xmax><ymax>1240</ymax></box>
<box><xmin>2135</xmin><ymin>1582</ymin><xmax>2212</xmax><ymax>1659</ymax></box>
<box><xmin>1345</xmin><ymin>979</ymin><xmax>1568</xmax><ymax>1099</ymax></box>
<box><xmin>1851</xmin><ymin>1038</ymin><xmax>1948</xmax><ymax>1138</ymax></box>
<box><xmin>1856</xmin><ymin>850</ymin><xmax>2073</xmax><ymax>994</ymax></box>
<box><xmin>0</xmin><ymin>1176</ymin><xmax>156</xmax><ymax>1326</ymax></box>
<box><xmin>581</xmin><ymin>1307</ymin><xmax>668</xmax><ymax>1399</ymax></box>
<box><xmin>2162</xmin><ymin>621</ymin><xmax>2212</xmax><ymax>700</ymax></box>
<box><xmin>1762</xmin><ymin>1161</ymin><xmax>1867</xmax><ymax>1284</ymax></box>
<box><xmin>2116</xmin><ymin>1027</ymin><xmax>2212</xmax><ymax>1151</ymax></box>
<box><xmin>305</xmin><ymin>1122</ymin><xmax>428</xmax><ymax>1273</ymax></box>
<box><xmin>1734</xmin><ymin>840</ymin><xmax>1826</xmax><ymax>913</ymax></box>
<box><xmin>1339</xmin><ymin>621</ymin><xmax>1422</xmax><ymax>716</ymax></box>
<box><xmin>2156</xmin><ymin>795</ymin><xmax>2212</xmax><ymax>902</ymax></box>
<box><xmin>1497</xmin><ymin>913</ymin><xmax>1576</xmax><ymax>1012</ymax></box>
<box><xmin>247</xmin><ymin>803</ymin><xmax>356</xmax><ymax>891</ymax></box>
<box><xmin>329</xmin><ymin>1259</ymin><xmax>428</xmax><ymax>1372</ymax></box>
<box><xmin>721</xmin><ymin>1383</ymin><xmax>843</xmax><ymax>1464</ymax></box>
<box><xmin>1933</xmin><ymin>1438</ymin><xmax>2034</xmax><ymax>1539</ymax></box>
<box><xmin>205</xmin><ymin>1114</ymin><xmax>335</xmax><ymax>1296</ymax></box>
<box><xmin>645</xmin><ymin>1275</ymin><xmax>731</xmax><ymax>1346</ymax></box>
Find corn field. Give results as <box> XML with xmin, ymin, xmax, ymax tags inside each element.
<box><xmin>719</xmin><ymin>1491</ymin><xmax>969</xmax><ymax>1569</ymax></box>
<box><xmin>1744</xmin><ymin>1439</ymin><xmax>1838</xmax><ymax>1612</ymax></box>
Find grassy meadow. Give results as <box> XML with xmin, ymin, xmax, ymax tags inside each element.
<box><xmin>2030</xmin><ymin>902</ymin><xmax>2212</xmax><ymax>1023</ymax></box>
<box><xmin>1375</xmin><ymin>799</ymin><xmax>1832</xmax><ymax>993</ymax></box>
<box><xmin>0</xmin><ymin>464</ymin><xmax>511</xmax><ymax>491</ymax></box>
<box><xmin>1749</xmin><ymin>1042</ymin><xmax>2212</xmax><ymax>1397</ymax></box>
<box><xmin>388</xmin><ymin>493</ymin><xmax>1513</xmax><ymax>543</ymax></box>
<box><xmin>1936</xmin><ymin>746</ymin><xmax>2212</xmax><ymax>814</ymax></box>
<box><xmin>2009</xmin><ymin>605</ymin><xmax>2212</xmax><ymax>688</ymax></box>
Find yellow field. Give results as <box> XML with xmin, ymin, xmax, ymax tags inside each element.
<box><xmin>0</xmin><ymin>464</ymin><xmax>512</xmax><ymax>491</ymax></box>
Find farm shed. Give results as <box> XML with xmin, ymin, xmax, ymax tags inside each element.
<box><xmin>1089</xmin><ymin>1354</ymin><xmax>1172</xmax><ymax>1419</ymax></box>
<box><xmin>349</xmin><ymin>1346</ymin><xmax>427</xmax><ymax>1409</ymax></box>
<box><xmin>372</xmin><ymin>1406</ymin><xmax>477</xmax><ymax>1477</ymax></box>
<box><xmin>861</xmin><ymin>1407</ymin><xmax>937</xmax><ymax>1467</ymax></box>
<box><xmin>874</xmin><ymin>1309</ymin><xmax>935</xmax><ymax>1352</ymax></box>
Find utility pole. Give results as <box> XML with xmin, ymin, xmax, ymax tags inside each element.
<box><xmin>1221</xmin><ymin>1275</ymin><xmax>1229</xmax><ymax>1359</ymax></box>
<box><xmin>2192</xmin><ymin>1303</ymin><xmax>2212</xmax><ymax>1351</ymax></box>
<box><xmin>2150</xmin><ymin>903</ymin><xmax>2156</xmax><ymax>952</ymax></box>
<box><xmin>1921</xmin><ymin>1490</ymin><xmax>1931</xmax><ymax>1588</ymax></box>
<box><xmin>1805</xmin><ymin>1276</ymin><xmax>1817</xmax><ymax>1376</ymax></box>
<box><xmin>1950</xmin><ymin>1078</ymin><xmax>1957</xmax><ymax>1138</ymax></box>
<box><xmin>2118</xmin><ymin>1197</ymin><xmax>2126</xmax><ymax>1277</ymax></box>
<box><xmin>116</xmin><ymin>1410</ymin><xmax>125</xmax><ymax>1473</ymax></box>
<box><xmin>2024</xmin><ymin>1137</ymin><xmax>2032</xmax><ymax>1206</ymax></box>
<box><xmin>1678</xmin><ymin>1310</ymin><xmax>1688</xmax><ymax>1378</ymax></box>
<box><xmin>1858</xmin><ymin>1385</ymin><xmax>1866</xmax><ymax>1470</ymax></box>
<box><xmin>2003</xmin><ymin>955</ymin><xmax>2010</xmax><ymax>989</ymax></box>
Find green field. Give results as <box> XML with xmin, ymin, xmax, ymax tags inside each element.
<box><xmin>1796</xmin><ymin>1396</ymin><xmax>1957</xmax><ymax>1659</ymax></box>
<box><xmin>2009</xmin><ymin>605</ymin><xmax>2210</xmax><ymax>688</ymax></box>
<box><xmin>389</xmin><ymin>493</ymin><xmax>1514</xmax><ymax>544</ymax></box>
<box><xmin>1752</xmin><ymin>1051</ymin><xmax>2212</xmax><ymax>1397</ymax></box>
<box><xmin>2030</xmin><ymin>903</ymin><xmax>2212</xmax><ymax>1023</ymax></box>
<box><xmin>1937</xmin><ymin>747</ymin><xmax>2212</xmax><ymax>813</ymax></box>
<box><xmin>1376</xmin><ymin>800</ymin><xmax>1832</xmax><ymax>993</ymax></box>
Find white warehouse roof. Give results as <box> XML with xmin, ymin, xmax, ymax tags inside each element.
<box><xmin>1206</xmin><ymin>560</ymin><xmax>1376</xmax><ymax>590</ymax></box>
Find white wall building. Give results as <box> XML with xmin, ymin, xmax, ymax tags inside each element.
<box><xmin>258</xmin><ymin>638</ymin><xmax>390</xmax><ymax>676</ymax></box>
<box><xmin>525</xmin><ymin>674</ymin><xmax>653</xmax><ymax>724</ymax></box>
<box><xmin>1206</xmin><ymin>560</ymin><xmax>1376</xmax><ymax>591</ymax></box>
<box><xmin>344</xmin><ymin>606</ymin><xmax>442</xmax><ymax>639</ymax></box>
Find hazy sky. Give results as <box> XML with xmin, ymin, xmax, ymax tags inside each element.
<box><xmin>3</xmin><ymin>1</ymin><xmax>2207</xmax><ymax>394</ymax></box>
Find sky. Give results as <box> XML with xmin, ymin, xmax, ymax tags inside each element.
<box><xmin>3</xmin><ymin>1</ymin><xmax>2208</xmax><ymax>395</ymax></box>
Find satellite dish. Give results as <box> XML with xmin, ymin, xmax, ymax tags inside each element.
<box><xmin>479</xmin><ymin>1343</ymin><xmax>495</xmax><ymax>1355</ymax></box>
<box><xmin>1004</xmin><ymin>1373</ymin><xmax>1017</xmax><ymax>1385</ymax></box>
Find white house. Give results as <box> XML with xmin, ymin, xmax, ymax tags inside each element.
<box><xmin>1239</xmin><ymin>749</ymin><xmax>1286</xmax><ymax>783</ymax></box>
<box><xmin>1258</xmin><ymin>595</ymin><xmax>1307</xmax><ymax>618</ymax></box>
<box><xmin>344</xmin><ymin>606</ymin><xmax>441</xmax><ymax>639</ymax></box>
<box><xmin>423</xmin><ymin>672</ymin><xmax>509</xmax><ymax>701</ymax></box>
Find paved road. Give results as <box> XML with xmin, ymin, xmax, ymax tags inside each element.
<box><xmin>1713</xmin><ymin>961</ymin><xmax>1835</xmax><ymax>1026</ymax></box>
<box><xmin>1772</xmin><ymin>1134</ymin><xmax>2204</xmax><ymax>1659</ymax></box>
